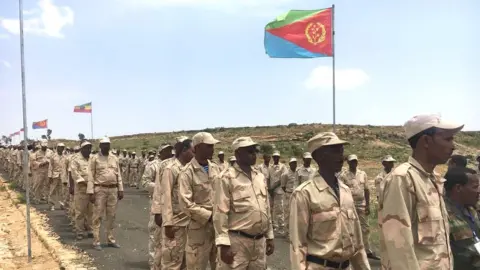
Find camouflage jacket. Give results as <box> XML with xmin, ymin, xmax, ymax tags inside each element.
<box><xmin>445</xmin><ymin>196</ymin><xmax>480</xmax><ymax>270</ymax></box>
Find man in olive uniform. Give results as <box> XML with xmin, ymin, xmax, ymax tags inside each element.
<box><xmin>379</xmin><ymin>113</ymin><xmax>461</xmax><ymax>269</ymax></box>
<box><xmin>289</xmin><ymin>132</ymin><xmax>370</xmax><ymax>270</ymax></box>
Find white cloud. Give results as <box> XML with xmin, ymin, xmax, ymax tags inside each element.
<box><xmin>0</xmin><ymin>0</ymin><xmax>74</xmax><ymax>38</ymax></box>
<box><xmin>1</xmin><ymin>60</ymin><xmax>11</xmax><ymax>69</ymax></box>
<box><xmin>304</xmin><ymin>66</ymin><xmax>370</xmax><ymax>91</ymax></box>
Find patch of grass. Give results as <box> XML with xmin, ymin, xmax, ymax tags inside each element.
<box><xmin>16</xmin><ymin>193</ymin><xmax>26</xmax><ymax>204</ymax></box>
<box><xmin>8</xmin><ymin>182</ymin><xmax>18</xmax><ymax>190</ymax></box>
<box><xmin>0</xmin><ymin>185</ymin><xmax>6</xmax><ymax>192</ymax></box>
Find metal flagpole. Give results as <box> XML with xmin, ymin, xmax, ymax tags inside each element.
<box><xmin>90</xmin><ymin>103</ymin><xmax>94</xmax><ymax>140</ymax></box>
<box><xmin>18</xmin><ymin>0</ymin><xmax>32</xmax><ymax>262</ymax></box>
<box><xmin>331</xmin><ymin>4</ymin><xmax>336</xmax><ymax>132</ymax></box>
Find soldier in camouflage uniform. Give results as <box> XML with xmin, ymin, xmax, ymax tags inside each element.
<box><xmin>267</xmin><ymin>151</ymin><xmax>287</xmax><ymax>236</ymax></box>
<box><xmin>119</xmin><ymin>150</ymin><xmax>129</xmax><ymax>187</ymax></box>
<box><xmin>228</xmin><ymin>156</ymin><xmax>236</xmax><ymax>166</ymax></box>
<box><xmin>296</xmin><ymin>152</ymin><xmax>316</xmax><ymax>185</ymax></box>
<box><xmin>444</xmin><ymin>167</ymin><xmax>480</xmax><ymax>270</ymax></box>
<box><xmin>379</xmin><ymin>114</ymin><xmax>462</xmax><ymax>269</ymax></box>
<box><xmin>215</xmin><ymin>151</ymin><xmax>227</xmax><ymax>172</ymax></box>
<box><xmin>280</xmin><ymin>157</ymin><xmax>298</xmax><ymax>239</ymax></box>
<box><xmin>374</xmin><ymin>155</ymin><xmax>395</xmax><ymax>200</ymax></box>
<box><xmin>128</xmin><ymin>152</ymin><xmax>141</xmax><ymax>187</ymax></box>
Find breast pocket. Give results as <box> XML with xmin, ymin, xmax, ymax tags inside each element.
<box><xmin>417</xmin><ymin>206</ymin><xmax>444</xmax><ymax>245</ymax></box>
<box><xmin>193</xmin><ymin>182</ymin><xmax>211</xmax><ymax>204</ymax></box>
<box><xmin>232</xmin><ymin>189</ymin><xmax>252</xmax><ymax>213</ymax></box>
<box><xmin>310</xmin><ymin>208</ymin><xmax>339</xmax><ymax>241</ymax></box>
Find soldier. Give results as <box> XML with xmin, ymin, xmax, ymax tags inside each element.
<box><xmin>374</xmin><ymin>155</ymin><xmax>395</xmax><ymax>200</ymax></box>
<box><xmin>267</xmin><ymin>150</ymin><xmax>287</xmax><ymax>236</ymax></box>
<box><xmin>68</xmin><ymin>146</ymin><xmax>80</xmax><ymax>226</ymax></box>
<box><xmin>290</xmin><ymin>132</ymin><xmax>370</xmax><ymax>270</ymax></box>
<box><xmin>214</xmin><ymin>137</ymin><xmax>275</xmax><ymax>269</ymax></box>
<box><xmin>228</xmin><ymin>156</ymin><xmax>236</xmax><ymax>167</ymax></box>
<box><xmin>71</xmin><ymin>141</ymin><xmax>94</xmax><ymax>240</ymax></box>
<box><xmin>178</xmin><ymin>132</ymin><xmax>220</xmax><ymax>270</ymax></box>
<box><xmin>379</xmin><ymin>113</ymin><xmax>462</xmax><ymax>269</ymax></box>
<box><xmin>297</xmin><ymin>152</ymin><xmax>316</xmax><ymax>185</ymax></box>
<box><xmin>119</xmin><ymin>149</ymin><xmax>129</xmax><ymax>186</ymax></box>
<box><xmin>129</xmin><ymin>152</ymin><xmax>141</xmax><ymax>188</ymax></box>
<box><xmin>216</xmin><ymin>151</ymin><xmax>227</xmax><ymax>172</ymax></box>
<box><xmin>138</xmin><ymin>150</ymin><xmax>147</xmax><ymax>189</ymax></box>
<box><xmin>338</xmin><ymin>154</ymin><xmax>377</xmax><ymax>260</ymax></box>
<box><xmin>447</xmin><ymin>154</ymin><xmax>468</xmax><ymax>169</ymax></box>
<box><xmin>443</xmin><ymin>167</ymin><xmax>480</xmax><ymax>269</ymax></box>
<box><xmin>32</xmin><ymin>140</ymin><xmax>53</xmax><ymax>203</ymax></box>
<box><xmin>87</xmin><ymin>137</ymin><xmax>123</xmax><ymax>250</ymax></box>
<box><xmin>48</xmin><ymin>143</ymin><xmax>67</xmax><ymax>211</ymax></box>
<box><xmin>161</xmin><ymin>138</ymin><xmax>194</xmax><ymax>269</ymax></box>
<box><xmin>476</xmin><ymin>154</ymin><xmax>480</xmax><ymax>173</ymax></box>
<box><xmin>281</xmin><ymin>157</ymin><xmax>298</xmax><ymax>238</ymax></box>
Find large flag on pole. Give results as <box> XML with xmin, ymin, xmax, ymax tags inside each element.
<box><xmin>32</xmin><ymin>119</ymin><xmax>48</xmax><ymax>129</ymax></box>
<box><xmin>264</xmin><ymin>8</ymin><xmax>333</xmax><ymax>58</ymax></box>
<box><xmin>74</xmin><ymin>102</ymin><xmax>92</xmax><ymax>113</ymax></box>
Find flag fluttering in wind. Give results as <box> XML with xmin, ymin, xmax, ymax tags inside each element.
<box><xmin>32</xmin><ymin>119</ymin><xmax>48</xmax><ymax>129</ymax></box>
<box><xmin>264</xmin><ymin>8</ymin><xmax>333</xmax><ymax>58</ymax></box>
<box><xmin>74</xmin><ymin>102</ymin><xmax>92</xmax><ymax>113</ymax></box>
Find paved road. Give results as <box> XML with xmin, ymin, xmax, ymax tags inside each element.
<box><xmin>6</xmin><ymin>178</ymin><xmax>380</xmax><ymax>270</ymax></box>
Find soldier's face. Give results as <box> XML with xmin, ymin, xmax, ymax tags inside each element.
<box><xmin>383</xmin><ymin>161</ymin><xmax>394</xmax><ymax>171</ymax></box>
<box><xmin>263</xmin><ymin>155</ymin><xmax>271</xmax><ymax>163</ymax></box>
<box><xmin>218</xmin><ymin>154</ymin><xmax>224</xmax><ymax>161</ymax></box>
<box><xmin>463</xmin><ymin>173</ymin><xmax>479</xmax><ymax>206</ymax></box>
<box><xmin>236</xmin><ymin>146</ymin><xmax>257</xmax><ymax>166</ymax></box>
<box><xmin>303</xmin><ymin>158</ymin><xmax>311</xmax><ymax>167</ymax></box>
<box><xmin>273</xmin><ymin>156</ymin><xmax>280</xmax><ymax>164</ymax></box>
<box><xmin>426</xmin><ymin>129</ymin><xmax>456</xmax><ymax>164</ymax></box>
<box><xmin>289</xmin><ymin>162</ymin><xmax>297</xmax><ymax>171</ymax></box>
<box><xmin>100</xmin><ymin>143</ymin><xmax>110</xmax><ymax>153</ymax></box>
<box><xmin>195</xmin><ymin>144</ymin><xmax>214</xmax><ymax>160</ymax></box>
<box><xmin>348</xmin><ymin>160</ymin><xmax>358</xmax><ymax>170</ymax></box>
<box><xmin>57</xmin><ymin>146</ymin><xmax>64</xmax><ymax>154</ymax></box>
<box><xmin>81</xmin><ymin>145</ymin><xmax>92</xmax><ymax>156</ymax></box>
<box><xmin>313</xmin><ymin>144</ymin><xmax>344</xmax><ymax>173</ymax></box>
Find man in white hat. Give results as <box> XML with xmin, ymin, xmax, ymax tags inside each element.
<box><xmin>178</xmin><ymin>132</ymin><xmax>220</xmax><ymax>270</ymax></box>
<box><xmin>228</xmin><ymin>156</ymin><xmax>236</xmax><ymax>167</ymax></box>
<box><xmin>128</xmin><ymin>151</ymin><xmax>141</xmax><ymax>188</ymax></box>
<box><xmin>119</xmin><ymin>149</ymin><xmax>129</xmax><ymax>186</ymax></box>
<box><xmin>280</xmin><ymin>157</ymin><xmax>299</xmax><ymax>239</ymax></box>
<box><xmin>379</xmin><ymin>113</ymin><xmax>463</xmax><ymax>269</ymax></box>
<box><xmin>87</xmin><ymin>137</ymin><xmax>124</xmax><ymax>250</ymax></box>
<box><xmin>290</xmin><ymin>132</ymin><xmax>370</xmax><ymax>269</ymax></box>
<box><xmin>297</xmin><ymin>152</ymin><xmax>316</xmax><ymax>185</ymax></box>
<box><xmin>215</xmin><ymin>151</ymin><xmax>227</xmax><ymax>172</ymax></box>
<box><xmin>214</xmin><ymin>137</ymin><xmax>274</xmax><ymax>269</ymax></box>
<box><xmin>70</xmin><ymin>141</ymin><xmax>94</xmax><ymax>240</ymax></box>
<box><xmin>47</xmin><ymin>143</ymin><xmax>67</xmax><ymax>211</ymax></box>
<box><xmin>374</xmin><ymin>155</ymin><xmax>396</xmax><ymax>200</ymax></box>
<box><xmin>31</xmin><ymin>139</ymin><xmax>54</xmax><ymax>203</ymax></box>
<box><xmin>267</xmin><ymin>150</ymin><xmax>287</xmax><ymax>236</ymax></box>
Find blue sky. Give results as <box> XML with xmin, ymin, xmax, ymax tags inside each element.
<box><xmin>0</xmin><ymin>0</ymin><xmax>478</xmax><ymax>141</ymax></box>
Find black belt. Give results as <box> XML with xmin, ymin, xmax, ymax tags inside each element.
<box><xmin>230</xmin><ymin>230</ymin><xmax>264</xmax><ymax>240</ymax></box>
<box><xmin>306</xmin><ymin>255</ymin><xmax>350</xmax><ymax>269</ymax></box>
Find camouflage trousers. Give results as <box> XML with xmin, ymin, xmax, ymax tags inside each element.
<box><xmin>48</xmin><ymin>177</ymin><xmax>62</xmax><ymax>208</ymax></box>
<box><xmin>74</xmin><ymin>183</ymin><xmax>93</xmax><ymax>236</ymax></box>
<box><xmin>356</xmin><ymin>207</ymin><xmax>371</xmax><ymax>252</ymax></box>
<box><xmin>216</xmin><ymin>233</ymin><xmax>266</xmax><ymax>270</ymax></box>
<box><xmin>147</xmin><ymin>214</ymin><xmax>160</xmax><ymax>269</ymax></box>
<box><xmin>185</xmin><ymin>221</ymin><xmax>217</xmax><ymax>270</ymax></box>
<box><xmin>129</xmin><ymin>169</ymin><xmax>138</xmax><ymax>187</ymax></box>
<box><xmin>162</xmin><ymin>226</ymin><xmax>187</xmax><ymax>270</ymax></box>
<box><xmin>92</xmin><ymin>186</ymin><xmax>118</xmax><ymax>246</ymax></box>
<box><xmin>272</xmin><ymin>194</ymin><xmax>285</xmax><ymax>236</ymax></box>
<box><xmin>283</xmin><ymin>192</ymin><xmax>292</xmax><ymax>238</ymax></box>
<box><xmin>153</xmin><ymin>224</ymin><xmax>163</xmax><ymax>270</ymax></box>
<box><xmin>32</xmin><ymin>169</ymin><xmax>49</xmax><ymax>201</ymax></box>
<box><xmin>121</xmin><ymin>168</ymin><xmax>129</xmax><ymax>186</ymax></box>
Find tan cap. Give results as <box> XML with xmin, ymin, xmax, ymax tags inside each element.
<box><xmin>347</xmin><ymin>154</ymin><xmax>358</xmax><ymax>161</ymax></box>
<box><xmin>218</xmin><ymin>151</ymin><xmax>224</xmax><ymax>155</ymax></box>
<box><xmin>303</xmin><ymin>152</ymin><xmax>312</xmax><ymax>159</ymax></box>
<box><xmin>192</xmin><ymin>132</ymin><xmax>219</xmax><ymax>147</ymax></box>
<box><xmin>272</xmin><ymin>151</ymin><xmax>280</xmax><ymax>157</ymax></box>
<box><xmin>159</xmin><ymin>143</ymin><xmax>172</xmax><ymax>151</ymax></box>
<box><xmin>131</xmin><ymin>152</ymin><xmax>136</xmax><ymax>155</ymax></box>
<box><xmin>382</xmin><ymin>155</ymin><xmax>396</xmax><ymax>162</ymax></box>
<box><xmin>40</xmin><ymin>139</ymin><xmax>48</xmax><ymax>147</ymax></box>
<box><xmin>73</xmin><ymin>146</ymin><xmax>80</xmax><ymax>151</ymax></box>
<box><xmin>57</xmin><ymin>143</ymin><xmax>65</xmax><ymax>147</ymax></box>
<box><xmin>229</xmin><ymin>156</ymin><xmax>236</xmax><ymax>161</ymax></box>
<box><xmin>80</xmin><ymin>141</ymin><xmax>92</xmax><ymax>148</ymax></box>
<box><xmin>289</xmin><ymin>158</ymin><xmax>297</xmax><ymax>163</ymax></box>
<box><xmin>232</xmin><ymin>137</ymin><xmax>257</xmax><ymax>151</ymax></box>
<box><xmin>148</xmin><ymin>154</ymin><xmax>155</xmax><ymax>158</ymax></box>
<box><xmin>404</xmin><ymin>113</ymin><xmax>464</xmax><ymax>139</ymax></box>
<box><xmin>175</xmin><ymin>136</ymin><xmax>189</xmax><ymax>143</ymax></box>
<box><xmin>307</xmin><ymin>132</ymin><xmax>349</xmax><ymax>153</ymax></box>
<box><xmin>100</xmin><ymin>137</ymin><xmax>111</xmax><ymax>144</ymax></box>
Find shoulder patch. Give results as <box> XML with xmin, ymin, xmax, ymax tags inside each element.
<box><xmin>390</xmin><ymin>162</ymin><xmax>411</xmax><ymax>177</ymax></box>
<box><xmin>295</xmin><ymin>180</ymin><xmax>312</xmax><ymax>191</ymax></box>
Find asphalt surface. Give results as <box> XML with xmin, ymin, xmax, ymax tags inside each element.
<box><xmin>3</xmin><ymin>174</ymin><xmax>381</xmax><ymax>270</ymax></box>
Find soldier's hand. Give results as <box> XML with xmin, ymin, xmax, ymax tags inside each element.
<box><xmin>365</xmin><ymin>207</ymin><xmax>370</xmax><ymax>216</ymax></box>
<box><xmin>164</xmin><ymin>226</ymin><xmax>176</xmax><ymax>239</ymax></box>
<box><xmin>118</xmin><ymin>191</ymin><xmax>124</xmax><ymax>200</ymax></box>
<box><xmin>266</xmin><ymin>239</ymin><xmax>275</xmax><ymax>256</ymax></box>
<box><xmin>219</xmin><ymin>245</ymin><xmax>235</xmax><ymax>265</ymax></box>
<box><xmin>154</xmin><ymin>214</ymin><xmax>162</xmax><ymax>227</ymax></box>
<box><xmin>89</xmin><ymin>194</ymin><xmax>95</xmax><ymax>204</ymax></box>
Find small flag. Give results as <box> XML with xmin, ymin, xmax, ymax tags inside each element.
<box><xmin>74</xmin><ymin>102</ymin><xmax>92</xmax><ymax>113</ymax></box>
<box><xmin>13</xmin><ymin>131</ymin><xmax>20</xmax><ymax>136</ymax></box>
<box><xmin>20</xmin><ymin>128</ymin><xmax>24</xmax><ymax>132</ymax></box>
<box><xmin>32</xmin><ymin>119</ymin><xmax>48</xmax><ymax>129</ymax></box>
<box><xmin>265</xmin><ymin>8</ymin><xmax>333</xmax><ymax>58</ymax></box>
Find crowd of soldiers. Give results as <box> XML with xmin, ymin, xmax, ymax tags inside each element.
<box><xmin>0</xmin><ymin>113</ymin><xmax>480</xmax><ymax>270</ymax></box>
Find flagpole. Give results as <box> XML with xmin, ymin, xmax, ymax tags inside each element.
<box><xmin>90</xmin><ymin>103</ymin><xmax>94</xmax><ymax>140</ymax></box>
<box><xmin>331</xmin><ymin>4</ymin><xmax>336</xmax><ymax>132</ymax></box>
<box><xmin>18</xmin><ymin>0</ymin><xmax>32</xmax><ymax>262</ymax></box>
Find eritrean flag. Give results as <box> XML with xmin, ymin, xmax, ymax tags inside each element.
<box><xmin>265</xmin><ymin>8</ymin><xmax>333</xmax><ymax>58</ymax></box>
<box><xmin>74</xmin><ymin>102</ymin><xmax>92</xmax><ymax>113</ymax></box>
<box><xmin>32</xmin><ymin>119</ymin><xmax>48</xmax><ymax>129</ymax></box>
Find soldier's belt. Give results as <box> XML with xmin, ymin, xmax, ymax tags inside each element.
<box><xmin>229</xmin><ymin>230</ymin><xmax>265</xmax><ymax>240</ymax></box>
<box><xmin>306</xmin><ymin>255</ymin><xmax>350</xmax><ymax>269</ymax></box>
<box><xmin>94</xmin><ymin>184</ymin><xmax>118</xmax><ymax>188</ymax></box>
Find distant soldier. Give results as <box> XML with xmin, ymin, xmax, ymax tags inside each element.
<box><xmin>129</xmin><ymin>152</ymin><xmax>141</xmax><ymax>188</ymax></box>
<box><xmin>290</xmin><ymin>132</ymin><xmax>370</xmax><ymax>270</ymax></box>
<box><xmin>374</xmin><ymin>155</ymin><xmax>395</xmax><ymax>200</ymax></box>
<box><xmin>178</xmin><ymin>132</ymin><xmax>220</xmax><ymax>270</ymax></box>
<box><xmin>444</xmin><ymin>167</ymin><xmax>480</xmax><ymax>270</ymax></box>
<box><xmin>267</xmin><ymin>150</ymin><xmax>287</xmax><ymax>236</ymax></box>
<box><xmin>256</xmin><ymin>153</ymin><xmax>271</xmax><ymax>185</ymax></box>
<box><xmin>215</xmin><ymin>151</ymin><xmax>227</xmax><ymax>172</ymax></box>
<box><xmin>281</xmin><ymin>158</ymin><xmax>298</xmax><ymax>238</ymax></box>
<box><xmin>161</xmin><ymin>138</ymin><xmax>194</xmax><ymax>269</ymax></box>
<box><xmin>138</xmin><ymin>150</ymin><xmax>147</xmax><ymax>189</ymax></box>
<box><xmin>31</xmin><ymin>140</ymin><xmax>53</xmax><ymax>203</ymax></box>
<box><xmin>379</xmin><ymin>113</ymin><xmax>462</xmax><ymax>269</ymax></box>
<box><xmin>228</xmin><ymin>156</ymin><xmax>236</xmax><ymax>167</ymax></box>
<box><xmin>87</xmin><ymin>137</ymin><xmax>123</xmax><ymax>250</ymax></box>
<box><xmin>71</xmin><ymin>141</ymin><xmax>94</xmax><ymax>240</ymax></box>
<box><xmin>339</xmin><ymin>154</ymin><xmax>378</xmax><ymax>260</ymax></box>
<box><xmin>447</xmin><ymin>154</ymin><xmax>468</xmax><ymax>169</ymax></box>
<box><xmin>119</xmin><ymin>149</ymin><xmax>129</xmax><ymax>186</ymax></box>
<box><xmin>297</xmin><ymin>152</ymin><xmax>316</xmax><ymax>185</ymax></box>
<box><xmin>214</xmin><ymin>137</ymin><xmax>275</xmax><ymax>269</ymax></box>
<box><xmin>47</xmin><ymin>143</ymin><xmax>67</xmax><ymax>211</ymax></box>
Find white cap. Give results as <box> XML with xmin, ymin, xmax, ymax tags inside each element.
<box><xmin>232</xmin><ymin>137</ymin><xmax>258</xmax><ymax>151</ymax></box>
<box><xmin>80</xmin><ymin>141</ymin><xmax>92</xmax><ymax>148</ymax></box>
<box><xmin>218</xmin><ymin>151</ymin><xmax>224</xmax><ymax>155</ymax></box>
<box><xmin>382</xmin><ymin>155</ymin><xmax>396</xmax><ymax>162</ymax></box>
<box><xmin>229</xmin><ymin>156</ymin><xmax>236</xmax><ymax>161</ymax></box>
<box><xmin>272</xmin><ymin>151</ymin><xmax>280</xmax><ymax>157</ymax></box>
<box><xmin>40</xmin><ymin>139</ymin><xmax>48</xmax><ymax>147</ymax></box>
<box><xmin>289</xmin><ymin>158</ymin><xmax>297</xmax><ymax>163</ymax></box>
<box><xmin>347</xmin><ymin>154</ymin><xmax>358</xmax><ymax>161</ymax></box>
<box><xmin>100</xmin><ymin>137</ymin><xmax>110</xmax><ymax>144</ymax></box>
<box><xmin>57</xmin><ymin>143</ymin><xmax>65</xmax><ymax>147</ymax></box>
<box><xmin>159</xmin><ymin>143</ymin><xmax>172</xmax><ymax>151</ymax></box>
<box><xmin>404</xmin><ymin>113</ymin><xmax>464</xmax><ymax>139</ymax></box>
<box><xmin>175</xmin><ymin>136</ymin><xmax>189</xmax><ymax>143</ymax></box>
<box><xmin>192</xmin><ymin>132</ymin><xmax>219</xmax><ymax>147</ymax></box>
<box><xmin>303</xmin><ymin>152</ymin><xmax>312</xmax><ymax>159</ymax></box>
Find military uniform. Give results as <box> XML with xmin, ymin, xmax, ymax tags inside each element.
<box><xmin>267</xmin><ymin>153</ymin><xmax>287</xmax><ymax>235</ymax></box>
<box><xmin>48</xmin><ymin>146</ymin><xmax>67</xmax><ymax>210</ymax></box>
<box><xmin>142</xmin><ymin>156</ymin><xmax>160</xmax><ymax>269</ymax></box>
<box><xmin>281</xmin><ymin>158</ymin><xmax>299</xmax><ymax>238</ymax></box>
<box><xmin>128</xmin><ymin>154</ymin><xmax>141</xmax><ymax>187</ymax></box>
<box><xmin>31</xmin><ymin>142</ymin><xmax>53</xmax><ymax>202</ymax></box>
